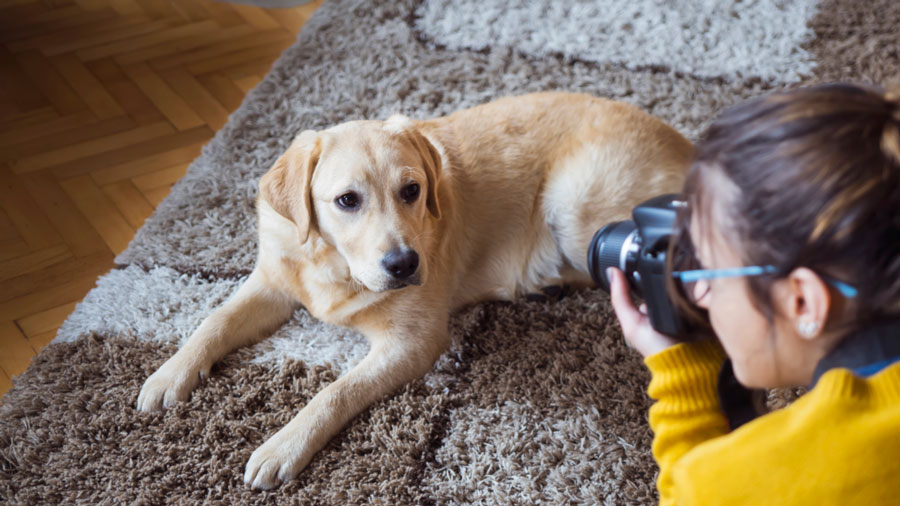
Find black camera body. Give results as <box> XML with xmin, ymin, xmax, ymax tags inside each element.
<box><xmin>587</xmin><ymin>194</ymin><xmax>689</xmax><ymax>337</ymax></box>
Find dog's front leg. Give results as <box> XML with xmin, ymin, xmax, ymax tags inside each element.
<box><xmin>137</xmin><ymin>270</ymin><xmax>296</xmax><ymax>411</ymax></box>
<box><xmin>243</xmin><ymin>328</ymin><xmax>449</xmax><ymax>489</ymax></box>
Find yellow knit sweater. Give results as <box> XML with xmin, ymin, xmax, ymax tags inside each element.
<box><xmin>645</xmin><ymin>340</ymin><xmax>900</xmax><ymax>505</ymax></box>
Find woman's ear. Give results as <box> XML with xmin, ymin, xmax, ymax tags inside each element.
<box><xmin>259</xmin><ymin>130</ymin><xmax>322</xmax><ymax>243</ymax></box>
<box><xmin>781</xmin><ymin>267</ymin><xmax>832</xmax><ymax>340</ymax></box>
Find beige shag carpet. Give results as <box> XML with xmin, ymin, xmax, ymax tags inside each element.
<box><xmin>2</xmin><ymin>0</ymin><xmax>898</xmax><ymax>503</ymax></box>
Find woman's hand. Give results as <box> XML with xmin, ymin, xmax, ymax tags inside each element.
<box><xmin>607</xmin><ymin>267</ymin><xmax>680</xmax><ymax>357</ymax></box>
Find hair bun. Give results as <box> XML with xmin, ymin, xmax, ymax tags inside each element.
<box><xmin>886</xmin><ymin>88</ymin><xmax>900</xmax><ymax>121</ymax></box>
<box><xmin>882</xmin><ymin>96</ymin><xmax>900</xmax><ymax>165</ymax></box>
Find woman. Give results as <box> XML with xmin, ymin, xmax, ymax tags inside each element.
<box><xmin>608</xmin><ymin>83</ymin><xmax>900</xmax><ymax>504</ymax></box>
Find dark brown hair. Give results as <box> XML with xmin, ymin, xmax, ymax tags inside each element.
<box><xmin>671</xmin><ymin>83</ymin><xmax>900</xmax><ymax>330</ymax></box>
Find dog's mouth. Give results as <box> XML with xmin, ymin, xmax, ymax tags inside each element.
<box><xmin>384</xmin><ymin>275</ymin><xmax>422</xmax><ymax>291</ymax></box>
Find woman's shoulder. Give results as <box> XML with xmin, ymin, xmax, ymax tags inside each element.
<box><xmin>672</xmin><ymin>365</ymin><xmax>900</xmax><ymax>503</ymax></box>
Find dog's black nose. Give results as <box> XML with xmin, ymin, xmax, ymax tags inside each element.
<box><xmin>382</xmin><ymin>249</ymin><xmax>419</xmax><ymax>279</ymax></box>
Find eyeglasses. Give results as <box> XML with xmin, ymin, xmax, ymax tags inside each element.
<box><xmin>673</xmin><ymin>265</ymin><xmax>859</xmax><ymax>304</ymax></box>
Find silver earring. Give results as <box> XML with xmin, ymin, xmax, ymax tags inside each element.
<box><xmin>797</xmin><ymin>320</ymin><xmax>819</xmax><ymax>337</ymax></box>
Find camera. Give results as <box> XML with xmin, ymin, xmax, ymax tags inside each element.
<box><xmin>587</xmin><ymin>194</ymin><xmax>692</xmax><ymax>337</ymax></box>
<box><xmin>589</xmin><ymin>194</ymin><xmax>763</xmax><ymax>427</ymax></box>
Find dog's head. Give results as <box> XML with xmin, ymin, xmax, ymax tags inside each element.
<box><xmin>259</xmin><ymin>114</ymin><xmax>443</xmax><ymax>292</ymax></box>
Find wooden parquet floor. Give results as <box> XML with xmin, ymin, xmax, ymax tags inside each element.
<box><xmin>0</xmin><ymin>0</ymin><xmax>324</xmax><ymax>398</ymax></box>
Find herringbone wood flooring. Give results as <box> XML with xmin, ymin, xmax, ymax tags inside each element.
<box><xmin>0</xmin><ymin>0</ymin><xmax>324</xmax><ymax>398</ymax></box>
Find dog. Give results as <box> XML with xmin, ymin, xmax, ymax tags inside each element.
<box><xmin>136</xmin><ymin>92</ymin><xmax>693</xmax><ymax>489</ymax></box>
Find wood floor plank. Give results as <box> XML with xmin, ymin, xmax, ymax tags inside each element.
<box><xmin>0</xmin><ymin>110</ymin><xmax>97</xmax><ymax>150</ymax></box>
<box><xmin>75</xmin><ymin>0</ymin><xmax>107</xmax><ymax>11</ymax></box>
<box><xmin>0</xmin><ymin>46</ymin><xmax>47</xmax><ymax>114</ymax></box>
<box><xmin>113</xmin><ymin>23</ymin><xmax>255</xmax><ymax>66</ymax></box>
<box><xmin>269</xmin><ymin>5</ymin><xmax>316</xmax><ymax>33</ymax></box>
<box><xmin>0</xmin><ymin>166</ymin><xmax>63</xmax><ymax>250</ymax></box>
<box><xmin>0</xmin><ymin>1</ymin><xmax>46</xmax><ymax>22</ymax></box>
<box><xmin>1</xmin><ymin>7</ymin><xmax>117</xmax><ymax>44</ymax></box>
<box><xmin>225</xmin><ymin>58</ymin><xmax>272</xmax><ymax>80</ymax></box>
<box><xmin>0</xmin><ymin>369</ymin><xmax>12</xmax><ymax>399</ymax></box>
<box><xmin>44</xmin><ymin>16</ymin><xmax>170</xmax><ymax>55</ymax></box>
<box><xmin>28</xmin><ymin>329</ymin><xmax>58</xmax><ymax>352</ymax></box>
<box><xmin>131</xmin><ymin>0</ymin><xmax>178</xmax><ymax>20</ymax></box>
<box><xmin>13</xmin><ymin>49</ymin><xmax>87</xmax><ymax>115</ymax></box>
<box><xmin>0</xmin><ymin>5</ymin><xmax>80</xmax><ymax>42</ymax></box>
<box><xmin>0</xmin><ymin>244</ymin><xmax>72</xmax><ymax>283</ymax></box>
<box><xmin>0</xmin><ymin>106</ymin><xmax>59</xmax><ymax>131</ymax></box>
<box><xmin>131</xmin><ymin>161</ymin><xmax>188</xmax><ymax>191</ymax></box>
<box><xmin>196</xmin><ymin>0</ymin><xmax>244</xmax><ymax>28</ymax></box>
<box><xmin>122</xmin><ymin>62</ymin><xmax>204</xmax><ymax>130</ymax></box>
<box><xmin>0</xmin><ymin>321</ymin><xmax>35</xmax><ymax>378</ymax></box>
<box><xmin>11</xmin><ymin>121</ymin><xmax>174</xmax><ymax>174</ymax></box>
<box><xmin>17</xmin><ymin>301</ymin><xmax>77</xmax><ymax>338</ymax></box>
<box><xmin>196</xmin><ymin>71</ymin><xmax>244</xmax><ymax>111</ymax></box>
<box><xmin>141</xmin><ymin>184</ymin><xmax>172</xmax><ymax>206</ymax></box>
<box><xmin>20</xmin><ymin>170</ymin><xmax>109</xmax><ymax>257</ymax></box>
<box><xmin>101</xmin><ymin>179</ymin><xmax>154</xmax><ymax>229</ymax></box>
<box><xmin>0</xmin><ymin>272</ymin><xmax>99</xmax><ymax>322</ymax></box>
<box><xmin>233</xmin><ymin>74</ymin><xmax>263</xmax><ymax>93</ymax></box>
<box><xmin>0</xmin><ymin>250</ymin><xmax>112</xmax><ymax>304</ymax></box>
<box><xmin>230</xmin><ymin>3</ymin><xmax>280</xmax><ymax>30</ymax></box>
<box><xmin>1</xmin><ymin>115</ymin><xmax>135</xmax><ymax>164</ymax></box>
<box><xmin>0</xmin><ymin>240</ymin><xmax>31</xmax><ymax>263</ymax></box>
<box><xmin>168</xmin><ymin>0</ymin><xmax>209</xmax><ymax>23</ymax></box>
<box><xmin>268</xmin><ymin>8</ymin><xmax>302</xmax><ymax>33</ymax></box>
<box><xmin>0</xmin><ymin>208</ymin><xmax>28</xmax><ymax>263</ymax></box>
<box><xmin>50</xmin><ymin>125</ymin><xmax>211</xmax><ymax>179</ymax></box>
<box><xmin>0</xmin><ymin>208</ymin><xmax>17</xmax><ymax>242</ymax></box>
<box><xmin>148</xmin><ymin>28</ymin><xmax>288</xmax><ymax>70</ymax></box>
<box><xmin>85</xmin><ymin>58</ymin><xmax>165</xmax><ymax>125</ymax></box>
<box><xmin>77</xmin><ymin>19</ymin><xmax>220</xmax><ymax>61</ymax></box>
<box><xmin>7</xmin><ymin>13</ymin><xmax>156</xmax><ymax>54</ymax></box>
<box><xmin>160</xmin><ymin>66</ymin><xmax>229</xmax><ymax>129</ymax></box>
<box><xmin>50</xmin><ymin>53</ymin><xmax>125</xmax><ymax>119</ymax></box>
<box><xmin>185</xmin><ymin>39</ymin><xmax>290</xmax><ymax>75</ymax></box>
<box><xmin>47</xmin><ymin>0</ymin><xmax>78</xmax><ymax>8</ymax></box>
<box><xmin>109</xmin><ymin>0</ymin><xmax>144</xmax><ymax>16</ymax></box>
<box><xmin>60</xmin><ymin>174</ymin><xmax>135</xmax><ymax>254</ymax></box>
<box><xmin>90</xmin><ymin>143</ymin><xmax>201</xmax><ymax>185</ymax></box>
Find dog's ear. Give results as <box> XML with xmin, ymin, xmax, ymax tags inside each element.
<box><xmin>417</xmin><ymin>132</ymin><xmax>443</xmax><ymax>220</ymax></box>
<box><xmin>259</xmin><ymin>130</ymin><xmax>322</xmax><ymax>243</ymax></box>
<box><xmin>388</xmin><ymin>115</ymin><xmax>443</xmax><ymax>220</ymax></box>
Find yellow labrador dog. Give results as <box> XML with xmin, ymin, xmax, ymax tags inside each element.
<box><xmin>137</xmin><ymin>92</ymin><xmax>693</xmax><ymax>489</ymax></box>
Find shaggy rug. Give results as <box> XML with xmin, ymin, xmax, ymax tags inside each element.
<box><xmin>2</xmin><ymin>0</ymin><xmax>898</xmax><ymax>504</ymax></box>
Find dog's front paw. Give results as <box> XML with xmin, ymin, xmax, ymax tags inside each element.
<box><xmin>244</xmin><ymin>427</ymin><xmax>312</xmax><ymax>490</ymax></box>
<box><xmin>136</xmin><ymin>355</ymin><xmax>206</xmax><ymax>412</ymax></box>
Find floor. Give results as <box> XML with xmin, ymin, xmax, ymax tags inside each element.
<box><xmin>0</xmin><ymin>0</ymin><xmax>324</xmax><ymax>398</ymax></box>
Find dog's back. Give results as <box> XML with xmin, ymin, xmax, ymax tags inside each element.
<box><xmin>417</xmin><ymin>92</ymin><xmax>694</xmax><ymax>308</ymax></box>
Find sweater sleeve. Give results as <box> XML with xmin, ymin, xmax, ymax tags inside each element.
<box><xmin>644</xmin><ymin>340</ymin><xmax>730</xmax><ymax>506</ymax></box>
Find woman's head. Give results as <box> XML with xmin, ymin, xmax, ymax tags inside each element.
<box><xmin>675</xmin><ymin>83</ymin><xmax>900</xmax><ymax>387</ymax></box>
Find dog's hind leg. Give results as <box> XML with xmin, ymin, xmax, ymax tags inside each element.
<box><xmin>136</xmin><ymin>269</ymin><xmax>296</xmax><ymax>412</ymax></box>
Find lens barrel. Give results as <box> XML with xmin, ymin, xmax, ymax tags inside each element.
<box><xmin>587</xmin><ymin>220</ymin><xmax>637</xmax><ymax>292</ymax></box>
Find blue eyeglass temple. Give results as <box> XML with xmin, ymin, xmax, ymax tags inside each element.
<box><xmin>674</xmin><ymin>265</ymin><xmax>859</xmax><ymax>298</ymax></box>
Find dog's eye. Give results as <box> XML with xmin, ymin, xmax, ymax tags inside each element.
<box><xmin>401</xmin><ymin>183</ymin><xmax>420</xmax><ymax>203</ymax></box>
<box><xmin>336</xmin><ymin>192</ymin><xmax>360</xmax><ymax>210</ymax></box>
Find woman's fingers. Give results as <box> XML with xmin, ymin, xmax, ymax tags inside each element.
<box><xmin>607</xmin><ymin>268</ymin><xmax>679</xmax><ymax>357</ymax></box>
<box><xmin>608</xmin><ymin>268</ymin><xmax>642</xmax><ymax>336</ymax></box>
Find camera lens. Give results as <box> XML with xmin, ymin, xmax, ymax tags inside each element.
<box><xmin>587</xmin><ymin>220</ymin><xmax>638</xmax><ymax>292</ymax></box>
